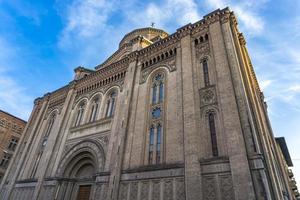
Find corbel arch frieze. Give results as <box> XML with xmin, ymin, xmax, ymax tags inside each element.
<box><xmin>56</xmin><ymin>139</ymin><xmax>106</xmax><ymax>177</ymax></box>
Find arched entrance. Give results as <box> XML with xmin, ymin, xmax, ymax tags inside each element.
<box><xmin>56</xmin><ymin>140</ymin><xmax>105</xmax><ymax>200</ymax></box>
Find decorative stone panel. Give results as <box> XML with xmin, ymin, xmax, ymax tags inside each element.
<box><xmin>175</xmin><ymin>178</ymin><xmax>185</xmax><ymax>200</ymax></box>
<box><xmin>199</xmin><ymin>85</ymin><xmax>217</xmax><ymax>108</ymax></box>
<box><xmin>202</xmin><ymin>173</ymin><xmax>235</xmax><ymax>200</ymax></box>
<box><xmin>118</xmin><ymin>176</ymin><xmax>185</xmax><ymax>200</ymax></box>
<box><xmin>203</xmin><ymin>176</ymin><xmax>217</xmax><ymax>200</ymax></box>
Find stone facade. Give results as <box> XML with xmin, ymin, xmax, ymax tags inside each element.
<box><xmin>0</xmin><ymin>7</ymin><xmax>298</xmax><ymax>200</ymax></box>
<box><xmin>0</xmin><ymin>110</ymin><xmax>26</xmax><ymax>183</ymax></box>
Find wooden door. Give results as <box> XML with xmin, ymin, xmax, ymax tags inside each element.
<box><xmin>77</xmin><ymin>185</ymin><xmax>91</xmax><ymax>200</ymax></box>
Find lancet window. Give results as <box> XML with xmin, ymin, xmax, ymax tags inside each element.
<box><xmin>74</xmin><ymin>101</ymin><xmax>86</xmax><ymax>126</ymax></box>
<box><xmin>89</xmin><ymin>96</ymin><xmax>100</xmax><ymax>122</ymax></box>
<box><xmin>105</xmin><ymin>91</ymin><xmax>117</xmax><ymax>118</ymax></box>
<box><xmin>148</xmin><ymin>73</ymin><xmax>165</xmax><ymax>165</ymax></box>
<box><xmin>31</xmin><ymin>112</ymin><xmax>56</xmax><ymax>178</ymax></box>
<box><xmin>208</xmin><ymin>112</ymin><xmax>218</xmax><ymax>157</ymax></box>
<box><xmin>202</xmin><ymin>59</ymin><xmax>210</xmax><ymax>87</ymax></box>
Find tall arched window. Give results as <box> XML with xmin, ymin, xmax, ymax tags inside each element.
<box><xmin>31</xmin><ymin>112</ymin><xmax>57</xmax><ymax>178</ymax></box>
<box><xmin>148</xmin><ymin>72</ymin><xmax>165</xmax><ymax>165</ymax></box>
<box><xmin>42</xmin><ymin>113</ymin><xmax>56</xmax><ymax>147</ymax></box>
<box><xmin>203</xmin><ymin>59</ymin><xmax>210</xmax><ymax>87</ymax></box>
<box><xmin>152</xmin><ymin>84</ymin><xmax>157</xmax><ymax>104</ymax></box>
<box><xmin>149</xmin><ymin>126</ymin><xmax>154</xmax><ymax>164</ymax></box>
<box><xmin>208</xmin><ymin>112</ymin><xmax>218</xmax><ymax>157</ymax></box>
<box><xmin>156</xmin><ymin>124</ymin><xmax>162</xmax><ymax>164</ymax></box>
<box><xmin>105</xmin><ymin>91</ymin><xmax>117</xmax><ymax>118</ymax></box>
<box><xmin>151</xmin><ymin>74</ymin><xmax>164</xmax><ymax>104</ymax></box>
<box><xmin>74</xmin><ymin>101</ymin><xmax>86</xmax><ymax>126</ymax></box>
<box><xmin>89</xmin><ymin>96</ymin><xmax>100</xmax><ymax>122</ymax></box>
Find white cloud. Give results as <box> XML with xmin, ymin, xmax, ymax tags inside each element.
<box><xmin>0</xmin><ymin>38</ymin><xmax>33</xmax><ymax>120</ymax></box>
<box><xmin>205</xmin><ymin>0</ymin><xmax>265</xmax><ymax>35</ymax></box>
<box><xmin>128</xmin><ymin>0</ymin><xmax>200</xmax><ymax>29</ymax></box>
<box><xmin>62</xmin><ymin>0</ymin><xmax>115</xmax><ymax>39</ymax></box>
<box><xmin>260</xmin><ymin>79</ymin><xmax>272</xmax><ymax>91</ymax></box>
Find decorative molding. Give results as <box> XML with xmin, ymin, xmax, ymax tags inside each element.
<box><xmin>199</xmin><ymin>85</ymin><xmax>217</xmax><ymax>108</ymax></box>
<box><xmin>140</xmin><ymin>61</ymin><xmax>176</xmax><ymax>84</ymax></box>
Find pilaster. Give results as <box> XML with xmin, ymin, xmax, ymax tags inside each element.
<box><xmin>180</xmin><ymin>31</ymin><xmax>202</xmax><ymax>200</ymax></box>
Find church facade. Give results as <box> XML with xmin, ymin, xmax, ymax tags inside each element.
<box><xmin>0</xmin><ymin>7</ymin><xmax>297</xmax><ymax>200</ymax></box>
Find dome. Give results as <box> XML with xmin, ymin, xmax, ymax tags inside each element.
<box><xmin>119</xmin><ymin>27</ymin><xmax>168</xmax><ymax>48</ymax></box>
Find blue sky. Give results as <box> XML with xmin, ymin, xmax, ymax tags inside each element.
<box><xmin>0</xmin><ymin>0</ymin><xmax>299</xmax><ymax>185</ymax></box>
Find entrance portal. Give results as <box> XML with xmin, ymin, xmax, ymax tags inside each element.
<box><xmin>77</xmin><ymin>185</ymin><xmax>91</xmax><ymax>200</ymax></box>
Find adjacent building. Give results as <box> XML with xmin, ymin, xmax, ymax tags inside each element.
<box><xmin>0</xmin><ymin>7</ymin><xmax>298</xmax><ymax>200</ymax></box>
<box><xmin>0</xmin><ymin>110</ymin><xmax>26</xmax><ymax>183</ymax></box>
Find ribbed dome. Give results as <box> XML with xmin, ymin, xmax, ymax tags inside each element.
<box><xmin>119</xmin><ymin>27</ymin><xmax>168</xmax><ymax>47</ymax></box>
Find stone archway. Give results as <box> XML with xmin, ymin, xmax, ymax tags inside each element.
<box><xmin>56</xmin><ymin>140</ymin><xmax>105</xmax><ymax>200</ymax></box>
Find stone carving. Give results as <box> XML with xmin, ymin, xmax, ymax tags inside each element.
<box><xmin>164</xmin><ymin>179</ymin><xmax>173</xmax><ymax>200</ymax></box>
<box><xmin>220</xmin><ymin>175</ymin><xmax>235</xmax><ymax>200</ymax></box>
<box><xmin>141</xmin><ymin>181</ymin><xmax>149</xmax><ymax>200</ymax></box>
<box><xmin>203</xmin><ymin>176</ymin><xmax>217</xmax><ymax>200</ymax></box>
<box><xmin>130</xmin><ymin>182</ymin><xmax>138</xmax><ymax>200</ymax></box>
<box><xmin>199</xmin><ymin>86</ymin><xmax>217</xmax><ymax>108</ymax></box>
<box><xmin>176</xmin><ymin>178</ymin><xmax>185</xmax><ymax>200</ymax></box>
<box><xmin>152</xmin><ymin>181</ymin><xmax>161</xmax><ymax>200</ymax></box>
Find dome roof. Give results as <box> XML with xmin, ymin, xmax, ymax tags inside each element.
<box><xmin>119</xmin><ymin>27</ymin><xmax>168</xmax><ymax>47</ymax></box>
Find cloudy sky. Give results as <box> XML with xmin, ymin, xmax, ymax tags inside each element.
<box><xmin>0</xmin><ymin>0</ymin><xmax>299</xmax><ymax>184</ymax></box>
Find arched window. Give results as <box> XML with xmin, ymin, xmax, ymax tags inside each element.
<box><xmin>156</xmin><ymin>124</ymin><xmax>162</xmax><ymax>164</ymax></box>
<box><xmin>74</xmin><ymin>101</ymin><xmax>86</xmax><ymax>126</ymax></box>
<box><xmin>203</xmin><ymin>59</ymin><xmax>210</xmax><ymax>87</ymax></box>
<box><xmin>42</xmin><ymin>113</ymin><xmax>56</xmax><ymax>147</ymax></box>
<box><xmin>208</xmin><ymin>112</ymin><xmax>218</xmax><ymax>156</ymax></box>
<box><xmin>31</xmin><ymin>112</ymin><xmax>57</xmax><ymax>178</ymax></box>
<box><xmin>149</xmin><ymin>126</ymin><xmax>154</xmax><ymax>164</ymax></box>
<box><xmin>89</xmin><ymin>96</ymin><xmax>100</xmax><ymax>122</ymax></box>
<box><xmin>105</xmin><ymin>91</ymin><xmax>117</xmax><ymax>118</ymax></box>
<box><xmin>152</xmin><ymin>84</ymin><xmax>157</xmax><ymax>104</ymax></box>
<box><xmin>147</xmin><ymin>72</ymin><xmax>165</xmax><ymax>165</ymax></box>
<box><xmin>151</xmin><ymin>73</ymin><xmax>164</xmax><ymax>104</ymax></box>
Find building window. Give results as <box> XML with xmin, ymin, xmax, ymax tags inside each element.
<box><xmin>0</xmin><ymin>153</ymin><xmax>11</xmax><ymax>168</ymax></box>
<box><xmin>203</xmin><ymin>59</ymin><xmax>210</xmax><ymax>87</ymax></box>
<box><xmin>148</xmin><ymin>72</ymin><xmax>165</xmax><ymax>165</ymax></box>
<box><xmin>152</xmin><ymin>84</ymin><xmax>157</xmax><ymax>104</ymax></box>
<box><xmin>208</xmin><ymin>113</ymin><xmax>218</xmax><ymax>157</ymax></box>
<box><xmin>148</xmin><ymin>124</ymin><xmax>163</xmax><ymax>165</ymax></box>
<box><xmin>152</xmin><ymin>74</ymin><xmax>164</xmax><ymax>104</ymax></box>
<box><xmin>156</xmin><ymin>124</ymin><xmax>162</xmax><ymax>164</ymax></box>
<box><xmin>42</xmin><ymin>113</ymin><xmax>56</xmax><ymax>147</ymax></box>
<box><xmin>45</xmin><ymin>113</ymin><xmax>56</xmax><ymax>137</ymax></box>
<box><xmin>89</xmin><ymin>97</ymin><xmax>100</xmax><ymax>122</ymax></box>
<box><xmin>105</xmin><ymin>91</ymin><xmax>117</xmax><ymax>118</ymax></box>
<box><xmin>149</xmin><ymin>126</ymin><xmax>154</xmax><ymax>164</ymax></box>
<box><xmin>8</xmin><ymin>138</ymin><xmax>18</xmax><ymax>151</ymax></box>
<box><xmin>74</xmin><ymin>101</ymin><xmax>86</xmax><ymax>126</ymax></box>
